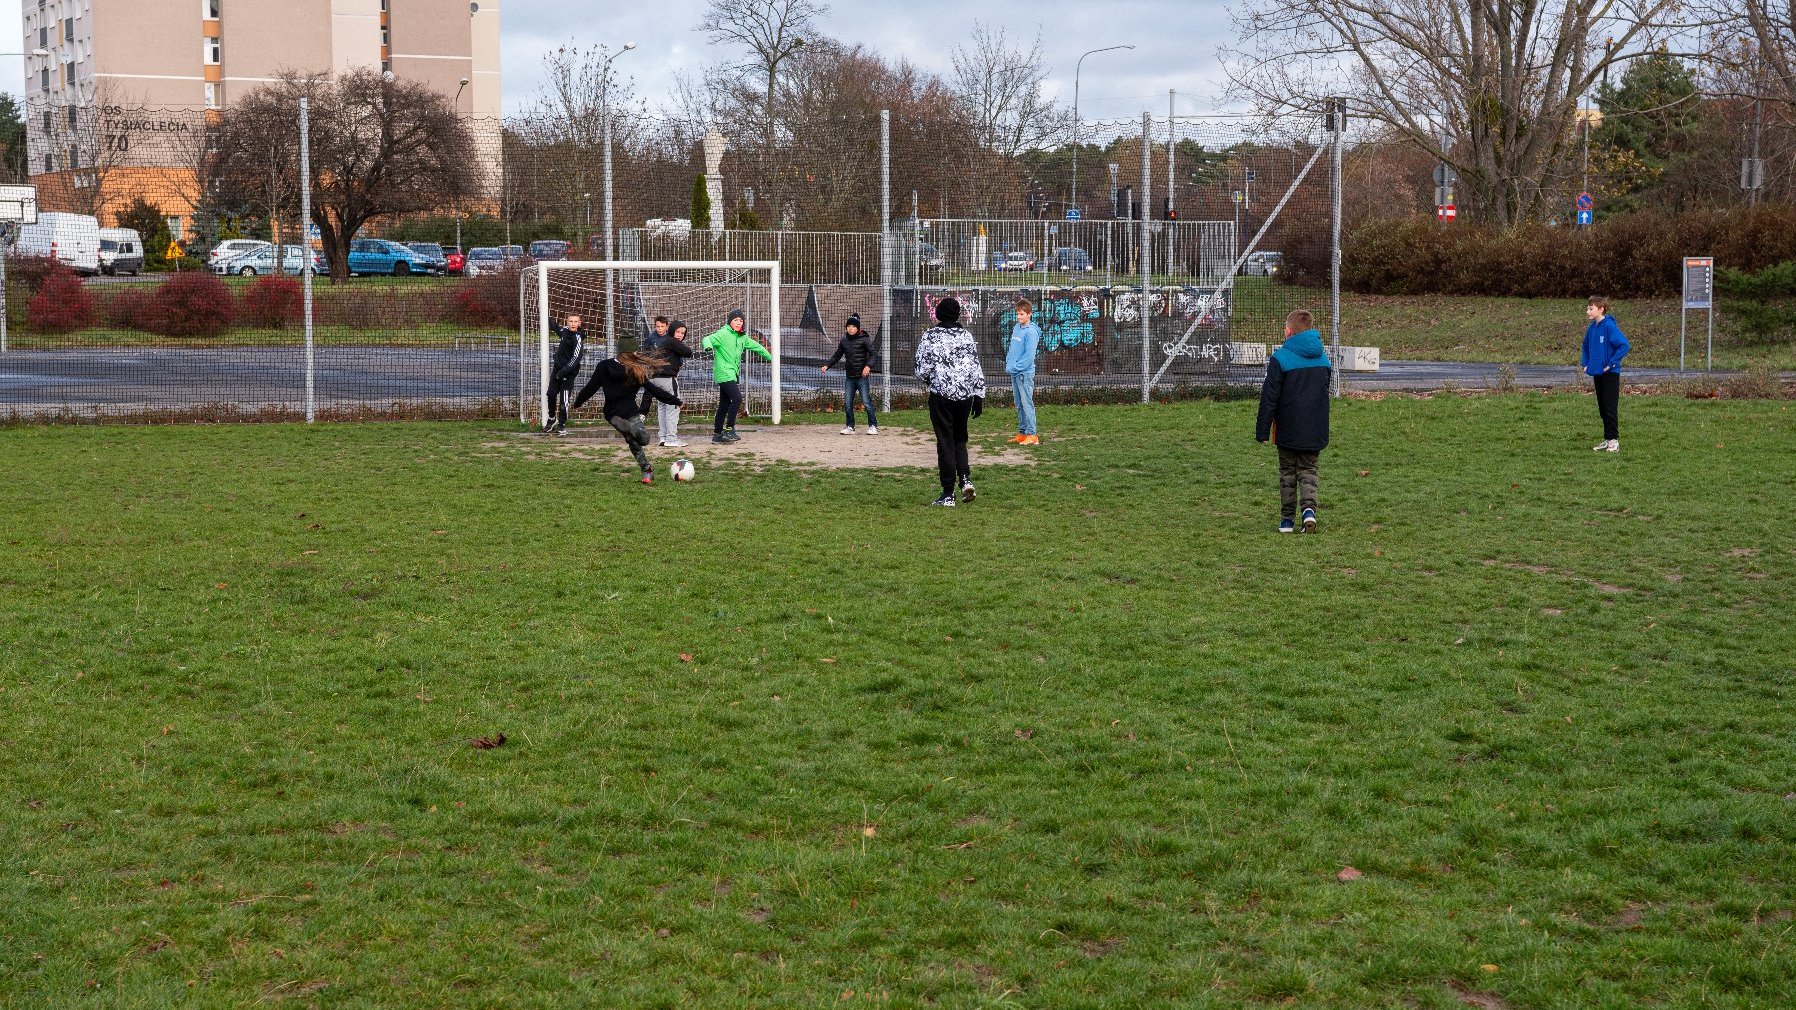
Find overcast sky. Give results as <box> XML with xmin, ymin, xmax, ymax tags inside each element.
<box><xmin>1</xmin><ymin>0</ymin><xmax>1238</xmax><ymax>117</ymax></box>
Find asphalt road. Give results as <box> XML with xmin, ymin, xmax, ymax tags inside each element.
<box><xmin>0</xmin><ymin>343</ymin><xmax>1739</xmax><ymax>419</ymax></box>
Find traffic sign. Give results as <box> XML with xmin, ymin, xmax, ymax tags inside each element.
<box><xmin>164</xmin><ymin>240</ymin><xmax>183</xmax><ymax>261</ymax></box>
<box><xmin>1576</xmin><ymin>210</ymin><xmax>1593</xmax><ymax>226</ymax></box>
<box><xmin>307</xmin><ymin>223</ymin><xmax>321</xmax><ymax>239</ymax></box>
<box><xmin>1576</xmin><ymin>191</ymin><xmax>1594</xmax><ymax>211</ymax></box>
<box><xmin>1065</xmin><ymin>208</ymin><xmax>1080</xmax><ymax>221</ymax></box>
<box><xmin>1437</xmin><ymin>204</ymin><xmax>1457</xmax><ymax>222</ymax></box>
<box><xmin>1048</xmin><ymin>225</ymin><xmax>1059</xmax><ymax>236</ymax></box>
<box><xmin>1432</xmin><ymin>164</ymin><xmax>1457</xmax><ymax>186</ymax></box>
<box><xmin>1244</xmin><ymin>169</ymin><xmax>1256</xmax><ymax>183</ymax></box>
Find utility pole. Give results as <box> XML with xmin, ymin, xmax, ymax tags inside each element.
<box><xmin>1747</xmin><ymin>88</ymin><xmax>1764</xmax><ymax>207</ymax></box>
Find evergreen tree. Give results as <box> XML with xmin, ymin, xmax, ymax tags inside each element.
<box><xmin>691</xmin><ymin>174</ymin><xmax>712</xmax><ymax>230</ymax></box>
<box><xmin>116</xmin><ymin>198</ymin><xmax>175</xmax><ymax>271</ymax></box>
<box><xmin>0</xmin><ymin>94</ymin><xmax>26</xmax><ymax>181</ymax></box>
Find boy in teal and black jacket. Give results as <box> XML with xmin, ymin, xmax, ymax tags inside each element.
<box><xmin>1256</xmin><ymin>309</ymin><xmax>1332</xmax><ymax>533</ymax></box>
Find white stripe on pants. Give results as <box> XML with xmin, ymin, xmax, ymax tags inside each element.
<box><xmin>650</xmin><ymin>376</ymin><xmax>679</xmax><ymax>442</ymax></box>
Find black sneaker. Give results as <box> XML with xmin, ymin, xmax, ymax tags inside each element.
<box><xmin>930</xmin><ymin>493</ymin><xmax>957</xmax><ymax>507</ymax></box>
<box><xmin>712</xmin><ymin>433</ymin><xmax>730</xmax><ymax>444</ymax></box>
<box><xmin>722</xmin><ymin>430</ymin><xmax>742</xmax><ymax>443</ymax></box>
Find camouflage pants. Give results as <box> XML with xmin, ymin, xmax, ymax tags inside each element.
<box><xmin>1277</xmin><ymin>447</ymin><xmax>1320</xmax><ymax>518</ymax></box>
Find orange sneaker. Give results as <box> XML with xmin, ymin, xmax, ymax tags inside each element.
<box><xmin>1022</xmin><ymin>434</ymin><xmax>1040</xmax><ymax>445</ymax></box>
<box><xmin>1007</xmin><ymin>433</ymin><xmax>1026</xmax><ymax>443</ymax></box>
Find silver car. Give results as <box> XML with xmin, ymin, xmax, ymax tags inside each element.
<box><xmin>1244</xmin><ymin>251</ymin><xmax>1283</xmax><ymax>277</ymax></box>
<box><xmin>213</xmin><ymin>245</ymin><xmax>321</xmax><ymax>276</ymax></box>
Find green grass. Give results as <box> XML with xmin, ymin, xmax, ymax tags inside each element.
<box><xmin>1331</xmin><ymin>291</ymin><xmax>1795</xmax><ymax>371</ymax></box>
<box><xmin>2</xmin><ymin>397</ymin><xmax>1794</xmax><ymax>1008</ymax></box>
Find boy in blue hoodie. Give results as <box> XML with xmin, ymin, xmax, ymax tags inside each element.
<box><xmin>1581</xmin><ymin>296</ymin><xmax>1630</xmax><ymax>452</ymax></box>
<box><xmin>1005</xmin><ymin>298</ymin><xmax>1042</xmax><ymax>444</ymax></box>
<box><xmin>1256</xmin><ymin>309</ymin><xmax>1332</xmax><ymax>533</ymax></box>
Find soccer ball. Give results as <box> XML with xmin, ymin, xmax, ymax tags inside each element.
<box><xmin>672</xmin><ymin>459</ymin><xmax>696</xmax><ymax>482</ymax></box>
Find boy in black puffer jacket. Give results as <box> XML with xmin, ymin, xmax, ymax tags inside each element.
<box><xmin>1255</xmin><ymin>308</ymin><xmax>1332</xmax><ymax>533</ymax></box>
<box><xmin>821</xmin><ymin>312</ymin><xmax>879</xmax><ymax>434</ymax></box>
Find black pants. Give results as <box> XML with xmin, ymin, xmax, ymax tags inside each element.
<box><xmin>714</xmin><ymin>380</ymin><xmax>743</xmax><ymax>433</ymax></box>
<box><xmin>1593</xmin><ymin>372</ymin><xmax>1620</xmax><ymax>440</ymax></box>
<box><xmin>607</xmin><ymin>414</ymin><xmax>652</xmax><ymax>472</ymax></box>
<box><xmin>545</xmin><ymin>376</ymin><xmax>575</xmax><ymax>427</ymax></box>
<box><xmin>928</xmin><ymin>393</ymin><xmax>972</xmax><ymax>494</ymax></box>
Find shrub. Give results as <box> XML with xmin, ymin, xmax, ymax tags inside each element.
<box><xmin>452</xmin><ymin>261</ymin><xmax>525</xmax><ymax>330</ymax></box>
<box><xmin>146</xmin><ymin>271</ymin><xmax>236</xmax><ymax>337</ymax></box>
<box><xmin>6</xmin><ymin>254</ymin><xmax>71</xmax><ymax>296</ymax></box>
<box><xmin>104</xmin><ymin>288</ymin><xmax>157</xmax><ymax>330</ymax></box>
<box><xmin>27</xmin><ymin>268</ymin><xmax>97</xmax><ymax>332</ymax></box>
<box><xmin>239</xmin><ymin>275</ymin><xmax>303</xmax><ymax>329</ymax></box>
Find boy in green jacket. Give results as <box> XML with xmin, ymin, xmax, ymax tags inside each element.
<box><xmin>702</xmin><ymin>309</ymin><xmax>772</xmax><ymax>443</ymax></box>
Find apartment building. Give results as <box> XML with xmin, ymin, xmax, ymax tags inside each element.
<box><xmin>21</xmin><ymin>0</ymin><xmax>502</xmax><ymax>232</ymax></box>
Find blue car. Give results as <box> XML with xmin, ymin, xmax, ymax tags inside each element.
<box><xmin>347</xmin><ymin>238</ymin><xmax>442</xmax><ymax>276</ymax></box>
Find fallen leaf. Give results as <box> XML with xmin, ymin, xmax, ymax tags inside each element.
<box><xmin>861</xmin><ymin>825</ymin><xmax>876</xmax><ymax>838</ymax></box>
<box><xmin>214</xmin><ymin>582</ymin><xmax>228</xmax><ymax>589</ymax></box>
<box><xmin>1337</xmin><ymin>866</ymin><xmax>1362</xmax><ymax>881</ymax></box>
<box><xmin>819</xmin><ymin>657</ymin><xmax>838</xmax><ymax>664</ymax></box>
<box><xmin>414</xmin><ymin>693</ymin><xmax>432</xmax><ymax>703</ymax></box>
<box><xmin>1074</xmin><ymin>483</ymin><xmax>1086</xmax><ymax>490</ymax></box>
<box><xmin>302</xmin><ymin>550</ymin><xmax>319</xmax><ymax>556</ymax></box>
<box><xmin>1481</xmin><ymin>963</ymin><xmax>1500</xmax><ymax>973</ymax></box>
<box><xmin>678</xmin><ymin>653</ymin><xmax>693</xmax><ymax>662</ymax></box>
<box><xmin>432</xmin><ymin>530</ymin><xmax>447</xmax><ymax>535</ymax></box>
<box><xmin>471</xmin><ymin>733</ymin><xmax>506</xmax><ymax>749</ymax></box>
<box><xmin>1014</xmin><ymin>728</ymin><xmax>1034</xmax><ymax>739</ymax></box>
<box><xmin>1358</xmin><ymin>469</ymin><xmax>1370</xmax><ymax>477</ymax></box>
<box><xmin>307</xmin><ymin>523</ymin><xmax>323</xmax><ymax>530</ymax></box>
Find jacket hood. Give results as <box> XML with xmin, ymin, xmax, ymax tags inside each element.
<box><xmin>1282</xmin><ymin>328</ymin><xmax>1326</xmax><ymax>360</ymax></box>
<box><xmin>669</xmin><ymin>320</ymin><xmax>687</xmax><ymax>339</ymax></box>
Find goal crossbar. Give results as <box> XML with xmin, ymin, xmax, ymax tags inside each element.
<box><xmin>533</xmin><ymin>259</ymin><xmax>784</xmax><ymax>426</ymax></box>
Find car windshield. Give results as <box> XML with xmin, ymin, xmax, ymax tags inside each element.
<box><xmin>409</xmin><ymin>244</ymin><xmax>443</xmax><ymax>256</ymax></box>
<box><xmin>100</xmin><ymin>240</ymin><xmax>118</xmax><ymax>251</ymax></box>
<box><xmin>469</xmin><ymin>249</ymin><xmax>502</xmax><ymax>259</ymax></box>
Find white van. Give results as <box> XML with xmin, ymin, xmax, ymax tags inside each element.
<box><xmin>15</xmin><ymin>212</ymin><xmax>102</xmax><ymax>275</ymax></box>
<box><xmin>99</xmin><ymin>227</ymin><xmax>144</xmax><ymax>275</ymax></box>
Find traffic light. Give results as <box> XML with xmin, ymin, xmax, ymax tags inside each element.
<box><xmin>1113</xmin><ymin>185</ymin><xmax>1134</xmax><ymax>219</ymax></box>
<box><xmin>1163</xmin><ymin>198</ymin><xmax>1177</xmax><ymax>221</ymax></box>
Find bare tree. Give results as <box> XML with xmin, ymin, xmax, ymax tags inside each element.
<box><xmin>521</xmin><ymin>43</ymin><xmax>639</xmax><ymax>238</ymax></box>
<box><xmin>950</xmin><ymin>23</ymin><xmax>1062</xmax><ymax>159</ymax></box>
<box><xmin>1226</xmin><ymin>0</ymin><xmax>1683</xmax><ymax>226</ymax></box>
<box><xmin>699</xmin><ymin>0</ymin><xmax>828</xmax><ymax>151</ymax></box>
<box><xmin>1735</xmin><ymin>2</ymin><xmax>1796</xmax><ymax>104</ymax></box>
<box><xmin>212</xmin><ymin>70</ymin><xmax>475</xmax><ymax>281</ymax></box>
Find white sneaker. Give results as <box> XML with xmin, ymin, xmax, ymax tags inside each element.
<box><xmin>840</xmin><ymin>426</ymin><xmax>856</xmax><ymax>435</ymax></box>
<box><xmin>1605</xmin><ymin>439</ymin><xmax>1619</xmax><ymax>452</ymax></box>
<box><xmin>866</xmin><ymin>426</ymin><xmax>878</xmax><ymax>435</ymax></box>
<box><xmin>1593</xmin><ymin>440</ymin><xmax>1611</xmax><ymax>451</ymax></box>
<box><xmin>662</xmin><ymin>438</ymin><xmax>688</xmax><ymax>448</ymax></box>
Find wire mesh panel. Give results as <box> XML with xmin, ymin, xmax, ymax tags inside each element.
<box><xmin>519</xmin><ymin>263</ymin><xmax>780</xmax><ymax>429</ymax></box>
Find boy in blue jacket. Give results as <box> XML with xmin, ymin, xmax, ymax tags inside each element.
<box><xmin>1005</xmin><ymin>298</ymin><xmax>1041</xmax><ymax>444</ymax></box>
<box><xmin>1581</xmin><ymin>296</ymin><xmax>1630</xmax><ymax>452</ymax></box>
<box><xmin>1256</xmin><ymin>309</ymin><xmax>1332</xmax><ymax>533</ymax></box>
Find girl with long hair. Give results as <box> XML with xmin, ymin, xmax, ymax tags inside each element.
<box><xmin>572</xmin><ymin>350</ymin><xmax>682</xmax><ymax>483</ymax></box>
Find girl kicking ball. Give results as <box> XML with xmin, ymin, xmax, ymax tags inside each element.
<box><xmin>572</xmin><ymin>350</ymin><xmax>681</xmax><ymax>484</ymax></box>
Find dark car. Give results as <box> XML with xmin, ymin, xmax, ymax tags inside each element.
<box><xmin>528</xmin><ymin>239</ymin><xmax>571</xmax><ymax>261</ymax></box>
<box><xmin>404</xmin><ymin>242</ymin><xmax>451</xmax><ymax>275</ymax></box>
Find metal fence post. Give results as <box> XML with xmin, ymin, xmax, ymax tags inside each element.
<box><xmin>880</xmin><ymin>109</ymin><xmax>892</xmax><ymax>414</ymax></box>
<box><xmin>1330</xmin><ymin>98</ymin><xmax>1344</xmax><ymax>398</ymax></box>
<box><xmin>300</xmin><ymin>96</ymin><xmax>315</xmax><ymax>423</ymax></box>
<box><xmin>1</xmin><ymin>244</ymin><xmax>9</xmax><ymax>355</ymax></box>
<box><xmin>1139</xmin><ymin>111</ymin><xmax>1152</xmax><ymax>404</ymax></box>
<box><xmin>603</xmin><ymin>110</ymin><xmax>615</xmax><ymax>357</ymax></box>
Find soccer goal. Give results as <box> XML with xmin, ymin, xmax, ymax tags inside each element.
<box><xmin>521</xmin><ymin>260</ymin><xmax>783</xmax><ymax>428</ymax></box>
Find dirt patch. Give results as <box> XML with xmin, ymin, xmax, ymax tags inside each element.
<box><xmin>494</xmin><ymin>424</ymin><xmax>1032</xmax><ymax>472</ymax></box>
<box><xmin>1482</xmin><ymin>559</ymin><xmax>1633</xmax><ymax>594</ymax></box>
<box><xmin>1607</xmin><ymin>902</ymin><xmax>1650</xmax><ymax>929</ymax></box>
<box><xmin>1081</xmin><ymin>937</ymin><xmax>1125</xmax><ymax>958</ymax></box>
<box><xmin>1447</xmin><ymin>982</ymin><xmax>1511</xmax><ymax>1010</ymax></box>
<box><xmin>1726</xmin><ymin>547</ymin><xmax>1761</xmax><ymax>558</ymax></box>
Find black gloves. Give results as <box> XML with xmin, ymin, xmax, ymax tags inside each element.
<box><xmin>970</xmin><ymin>395</ymin><xmax>984</xmax><ymax>419</ymax></box>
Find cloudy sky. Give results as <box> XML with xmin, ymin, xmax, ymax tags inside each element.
<box><xmin>1</xmin><ymin>0</ymin><xmax>1239</xmax><ymax>117</ymax></box>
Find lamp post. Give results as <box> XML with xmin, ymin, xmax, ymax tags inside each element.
<box><xmin>1070</xmin><ymin>44</ymin><xmax>1133</xmax><ymax>217</ymax></box>
<box><xmin>600</xmin><ymin>41</ymin><xmax>635</xmax><ymax>357</ymax></box>
<box><xmin>453</xmin><ymin>76</ymin><xmax>469</xmax><ymax>254</ymax></box>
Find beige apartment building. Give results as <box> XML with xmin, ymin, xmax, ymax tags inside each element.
<box><xmin>21</xmin><ymin>0</ymin><xmax>501</xmax><ymax>234</ymax></box>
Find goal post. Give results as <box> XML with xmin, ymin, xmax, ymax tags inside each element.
<box><xmin>525</xmin><ymin>259</ymin><xmax>783</xmax><ymax>428</ymax></box>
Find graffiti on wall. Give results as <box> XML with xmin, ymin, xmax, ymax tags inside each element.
<box><xmin>998</xmin><ymin>294</ymin><xmax>1097</xmax><ymax>352</ymax></box>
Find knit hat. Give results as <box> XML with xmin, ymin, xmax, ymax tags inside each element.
<box><xmin>727</xmin><ymin>308</ymin><xmax>745</xmax><ymax>326</ymax></box>
<box><xmin>934</xmin><ymin>297</ymin><xmax>961</xmax><ymax>325</ymax></box>
<box><xmin>846</xmin><ymin>313</ymin><xmax>861</xmax><ymax>330</ymax></box>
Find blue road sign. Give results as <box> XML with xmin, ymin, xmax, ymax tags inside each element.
<box><xmin>1576</xmin><ymin>192</ymin><xmax>1594</xmax><ymax>211</ymax></box>
<box><xmin>1577</xmin><ymin>210</ymin><xmax>1593</xmax><ymax>226</ymax></box>
<box><xmin>1066</xmin><ymin>208</ymin><xmax>1081</xmax><ymax>221</ymax></box>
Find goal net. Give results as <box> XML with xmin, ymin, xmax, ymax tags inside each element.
<box><xmin>521</xmin><ymin>260</ymin><xmax>783</xmax><ymax>428</ymax></box>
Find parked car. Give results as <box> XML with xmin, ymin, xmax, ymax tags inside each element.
<box><xmin>645</xmin><ymin>217</ymin><xmax>693</xmax><ymax>239</ymax></box>
<box><xmin>403</xmin><ymin>242</ymin><xmax>451</xmax><ymax>274</ymax></box>
<box><xmin>213</xmin><ymin>245</ymin><xmax>322</xmax><ymax>276</ymax></box>
<box><xmin>442</xmin><ymin>245</ymin><xmax>465</xmax><ymax>275</ymax></box>
<box><xmin>346</xmin><ymin>238</ymin><xmax>441</xmax><ymax>276</ymax></box>
<box><xmin>528</xmin><ymin>239</ymin><xmax>571</xmax><ymax>261</ymax></box>
<box><xmin>15</xmin><ymin>212</ymin><xmax>102</xmax><ymax>275</ymax></box>
<box><xmin>462</xmin><ymin>246</ymin><xmax>507</xmax><ymax>277</ymax></box>
<box><xmin>500</xmin><ymin>245</ymin><xmax>525</xmax><ymax>260</ymax></box>
<box><xmin>1244</xmin><ymin>251</ymin><xmax>1283</xmax><ymax>277</ymax></box>
<box><xmin>918</xmin><ymin>241</ymin><xmax>944</xmax><ymax>270</ymax></box>
<box><xmin>207</xmin><ymin>239</ymin><xmax>272</xmax><ymax>269</ymax></box>
<box><xmin>1048</xmin><ymin>246</ymin><xmax>1092</xmax><ymax>272</ymax></box>
<box><xmin>998</xmin><ymin>251</ymin><xmax>1036</xmax><ymax>272</ymax></box>
<box><xmin>98</xmin><ymin>227</ymin><xmax>145</xmax><ymax>275</ymax></box>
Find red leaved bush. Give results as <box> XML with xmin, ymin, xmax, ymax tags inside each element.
<box><xmin>452</xmin><ymin>262</ymin><xmax>524</xmax><ymax>329</ymax></box>
<box><xmin>145</xmin><ymin>272</ymin><xmax>236</xmax><ymax>337</ymax></box>
<box><xmin>7</xmin><ymin>255</ymin><xmax>70</xmax><ymax>296</ymax></box>
<box><xmin>239</xmin><ymin>275</ymin><xmax>302</xmax><ymax>329</ymax></box>
<box><xmin>28</xmin><ymin>268</ymin><xmax>97</xmax><ymax>332</ymax></box>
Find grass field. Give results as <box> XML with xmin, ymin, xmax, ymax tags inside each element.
<box><xmin>2</xmin><ymin>396</ymin><xmax>1794</xmax><ymax>1008</ymax></box>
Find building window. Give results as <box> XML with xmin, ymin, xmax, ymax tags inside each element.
<box><xmin>68</xmin><ymin>146</ymin><xmax>78</xmax><ymax>169</ymax></box>
<box><xmin>63</xmin><ymin>17</ymin><xmax>73</xmax><ymax>42</ymax></box>
<box><xmin>204</xmin><ymin>0</ymin><xmax>220</xmax><ymax>19</ymax></box>
<box><xmin>204</xmin><ymin>82</ymin><xmax>218</xmax><ymax>109</ymax></box>
<box><xmin>40</xmin><ymin>67</ymin><xmax>49</xmax><ymax>90</ymax></box>
<box><xmin>38</xmin><ymin>25</ymin><xmax>47</xmax><ymax>47</ymax></box>
<box><xmin>63</xmin><ymin>61</ymin><xmax>73</xmax><ymax>85</ymax></box>
<box><xmin>42</xmin><ymin>111</ymin><xmax>51</xmax><ymax>132</ymax></box>
<box><xmin>204</xmin><ymin>38</ymin><xmax>220</xmax><ymax>65</ymax></box>
<box><xmin>44</xmin><ymin>153</ymin><xmax>52</xmax><ymax>173</ymax></box>
<box><xmin>381</xmin><ymin>26</ymin><xmax>389</xmax><ymax>47</ymax></box>
<box><xmin>66</xmin><ymin>106</ymin><xmax>77</xmax><ymax>127</ymax></box>
<box><xmin>381</xmin><ymin>59</ymin><xmax>390</xmax><ymax>74</ymax></box>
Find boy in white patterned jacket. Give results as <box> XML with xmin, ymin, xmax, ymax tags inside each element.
<box><xmin>913</xmin><ymin>296</ymin><xmax>987</xmax><ymax>507</ymax></box>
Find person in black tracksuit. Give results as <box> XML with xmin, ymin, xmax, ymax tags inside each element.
<box><xmin>544</xmin><ymin>314</ymin><xmax>586</xmax><ymax>434</ymax></box>
<box><xmin>1256</xmin><ymin>309</ymin><xmax>1333</xmax><ymax>533</ymax></box>
<box><xmin>821</xmin><ymin>312</ymin><xmax>879</xmax><ymax>433</ymax></box>
<box><xmin>571</xmin><ymin>350</ymin><xmax>681</xmax><ymax>483</ymax></box>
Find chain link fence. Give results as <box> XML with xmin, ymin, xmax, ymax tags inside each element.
<box><xmin>2</xmin><ymin>95</ymin><xmax>1348</xmax><ymax>422</ymax></box>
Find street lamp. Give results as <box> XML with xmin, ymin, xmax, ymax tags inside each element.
<box><xmin>453</xmin><ymin>76</ymin><xmax>469</xmax><ymax>254</ymax></box>
<box><xmin>1070</xmin><ymin>44</ymin><xmax>1133</xmax><ymax>217</ymax></box>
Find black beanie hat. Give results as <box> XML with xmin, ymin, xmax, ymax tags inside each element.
<box><xmin>728</xmin><ymin>308</ymin><xmax>745</xmax><ymax>325</ymax></box>
<box><xmin>934</xmin><ymin>297</ymin><xmax>961</xmax><ymax>325</ymax></box>
<box><xmin>846</xmin><ymin>313</ymin><xmax>861</xmax><ymax>329</ymax></box>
